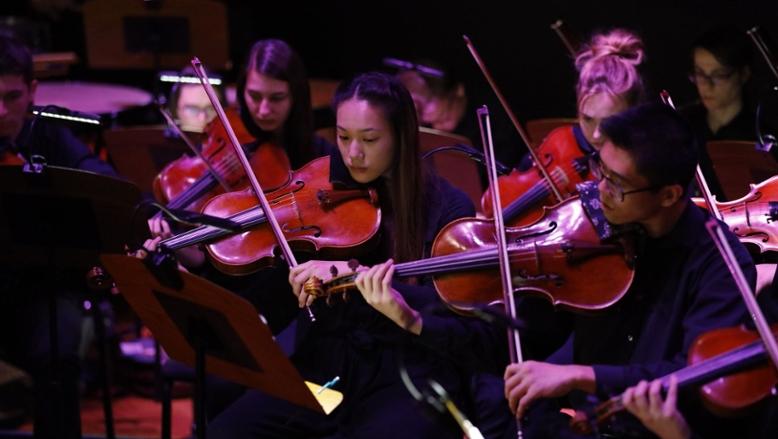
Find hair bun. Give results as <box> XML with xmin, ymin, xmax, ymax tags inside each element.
<box><xmin>575</xmin><ymin>28</ymin><xmax>645</xmax><ymax>70</ymax></box>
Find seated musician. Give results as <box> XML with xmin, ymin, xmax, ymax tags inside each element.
<box><xmin>0</xmin><ymin>32</ymin><xmax>117</xmax><ymax>438</ymax></box>
<box><xmin>166</xmin><ymin>65</ymin><xmax>224</xmax><ymax>133</ymax></box>
<box><xmin>391</xmin><ymin>57</ymin><xmax>526</xmax><ymax>170</ymax></box>
<box><xmin>206</xmin><ymin>72</ymin><xmax>501</xmax><ymax>439</ymax></box>
<box><xmin>679</xmin><ymin>25</ymin><xmax>771</xmax><ymax>200</ymax></box>
<box><xmin>503</xmin><ymin>103</ymin><xmax>755</xmax><ymax>438</ymax></box>
<box><xmin>141</xmin><ymin>38</ymin><xmax>337</xmax><ymax>422</ymax></box>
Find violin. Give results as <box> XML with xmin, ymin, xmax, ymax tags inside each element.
<box><xmin>461</xmin><ymin>35</ymin><xmax>588</xmax><ymax>227</ymax></box>
<box><xmin>152</xmin><ymin>107</ymin><xmax>291</xmax><ymax>212</ymax></box>
<box><xmin>306</xmin><ymin>194</ymin><xmax>636</xmax><ymax>314</ymax></box>
<box><xmin>692</xmin><ymin>175</ymin><xmax>778</xmax><ymax>254</ymax></box>
<box><xmin>571</xmin><ymin>324</ymin><xmax>778</xmax><ymax>434</ymax></box>
<box><xmin>480</xmin><ymin>125</ymin><xmax>588</xmax><ymax>225</ymax></box>
<box><xmin>159</xmin><ymin>156</ymin><xmax>382</xmax><ymax>276</ymax></box>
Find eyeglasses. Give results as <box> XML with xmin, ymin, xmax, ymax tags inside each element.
<box><xmin>688</xmin><ymin>69</ymin><xmax>737</xmax><ymax>87</ymax></box>
<box><xmin>588</xmin><ymin>154</ymin><xmax>662</xmax><ymax>202</ymax></box>
<box><xmin>180</xmin><ymin>105</ymin><xmax>216</xmax><ymax>118</ymax></box>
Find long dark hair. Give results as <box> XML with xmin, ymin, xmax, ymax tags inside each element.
<box><xmin>333</xmin><ymin>72</ymin><xmax>426</xmax><ymax>263</ymax></box>
<box><xmin>237</xmin><ymin>39</ymin><xmax>313</xmax><ymax>167</ymax></box>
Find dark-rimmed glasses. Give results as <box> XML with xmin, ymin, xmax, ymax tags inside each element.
<box><xmin>588</xmin><ymin>154</ymin><xmax>663</xmax><ymax>202</ymax></box>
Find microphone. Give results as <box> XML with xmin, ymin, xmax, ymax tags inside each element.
<box><xmin>425</xmin><ymin>380</ymin><xmax>485</xmax><ymax>439</ymax></box>
<box><xmin>31</xmin><ymin>105</ymin><xmax>102</xmax><ymax>126</ymax></box>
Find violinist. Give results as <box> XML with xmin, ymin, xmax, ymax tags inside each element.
<box><xmin>679</xmin><ymin>26</ymin><xmax>769</xmax><ymax>200</ymax></box>
<box><xmin>0</xmin><ymin>33</ymin><xmax>117</xmax><ymax>438</ymax></box>
<box><xmin>148</xmin><ymin>38</ymin><xmax>333</xmax><ymax>297</ymax></box>
<box><xmin>503</xmin><ymin>103</ymin><xmax>755</xmax><ymax>438</ymax></box>
<box><xmin>681</xmin><ymin>26</ymin><xmax>756</xmax><ymax>143</ymax></box>
<box><xmin>620</xmin><ymin>270</ymin><xmax>778</xmax><ymax>439</ymax></box>
<box><xmin>166</xmin><ymin>65</ymin><xmax>223</xmax><ymax>133</ymax></box>
<box><xmin>485</xmin><ymin>29</ymin><xmax>647</xmax><ymax>237</ymax></box>
<box><xmin>571</xmin><ymin>28</ymin><xmax>646</xmax><ymax>152</ymax></box>
<box><xmin>144</xmin><ymin>38</ymin><xmax>336</xmax><ymax>421</ymax></box>
<box><xmin>523</xmin><ymin>27</ymin><xmax>646</xmax><ymax>169</ymax></box>
<box><xmin>0</xmin><ymin>33</ymin><xmax>116</xmax><ymax>175</ymax></box>
<box><xmin>507</xmin><ymin>28</ymin><xmax>649</xmax><ymax>363</ymax></box>
<box><xmin>392</xmin><ymin>57</ymin><xmax>526</xmax><ymax>169</ymax></box>
<box><xmin>207</xmin><ymin>72</ymin><xmax>495</xmax><ymax>439</ymax></box>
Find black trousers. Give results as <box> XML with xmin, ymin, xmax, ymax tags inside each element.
<box><xmin>206</xmin><ymin>380</ymin><xmax>463</xmax><ymax>439</ymax></box>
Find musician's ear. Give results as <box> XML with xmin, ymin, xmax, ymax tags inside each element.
<box><xmin>659</xmin><ymin>184</ymin><xmax>683</xmax><ymax>208</ymax></box>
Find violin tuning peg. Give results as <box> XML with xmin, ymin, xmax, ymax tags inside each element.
<box><xmin>348</xmin><ymin>258</ymin><xmax>360</xmax><ymax>271</ymax></box>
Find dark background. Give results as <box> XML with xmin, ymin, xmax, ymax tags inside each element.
<box><xmin>3</xmin><ymin>0</ymin><xmax>778</xmax><ymax>120</ymax></box>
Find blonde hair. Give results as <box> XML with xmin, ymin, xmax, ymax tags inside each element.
<box><xmin>575</xmin><ymin>29</ymin><xmax>646</xmax><ymax>110</ymax></box>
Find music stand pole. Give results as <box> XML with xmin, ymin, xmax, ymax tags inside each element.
<box><xmin>0</xmin><ymin>164</ymin><xmax>144</xmax><ymax>438</ymax></box>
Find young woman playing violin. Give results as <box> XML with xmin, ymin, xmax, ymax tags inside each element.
<box><xmin>142</xmin><ymin>38</ymin><xmax>336</xmax><ymax>421</ymax></box>
<box><xmin>680</xmin><ymin>26</ymin><xmax>762</xmax><ymax>200</ymax></box>
<box><xmin>496</xmin><ymin>28</ymin><xmax>650</xmax><ymax>366</ymax></box>
<box><xmin>206</xmin><ymin>72</ymin><xmax>497</xmax><ymax>439</ymax></box>
<box><xmin>489</xmin><ymin>28</ymin><xmax>647</xmax><ymax>228</ymax></box>
<box><xmin>147</xmin><ymin>38</ymin><xmax>333</xmax><ymax>278</ymax></box>
<box><xmin>503</xmin><ymin>103</ymin><xmax>756</xmax><ymax>439</ymax></box>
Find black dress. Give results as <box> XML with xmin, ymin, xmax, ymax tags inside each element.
<box><xmin>206</xmin><ymin>148</ymin><xmax>503</xmax><ymax>439</ymax></box>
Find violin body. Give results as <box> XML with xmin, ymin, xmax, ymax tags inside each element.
<box><xmin>571</xmin><ymin>323</ymin><xmax>778</xmax><ymax>435</ymax></box>
<box><xmin>432</xmin><ymin>196</ymin><xmax>635</xmax><ymax>312</ymax></box>
<box><xmin>481</xmin><ymin>126</ymin><xmax>589</xmax><ymax>225</ymax></box>
<box><xmin>690</xmin><ymin>324</ymin><xmax>778</xmax><ymax>417</ymax></box>
<box><xmin>693</xmin><ymin>175</ymin><xmax>778</xmax><ymax>254</ymax></box>
<box><xmin>152</xmin><ymin>107</ymin><xmax>291</xmax><ymax>211</ymax></box>
<box><xmin>200</xmin><ymin>156</ymin><xmax>381</xmax><ymax>275</ymax></box>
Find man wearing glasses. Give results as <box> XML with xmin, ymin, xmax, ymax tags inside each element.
<box><xmin>502</xmin><ymin>103</ymin><xmax>758</xmax><ymax>438</ymax></box>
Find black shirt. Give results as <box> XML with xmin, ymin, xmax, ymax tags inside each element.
<box><xmin>547</xmin><ymin>198</ymin><xmax>755</xmax><ymax>437</ymax></box>
<box><xmin>682</xmin><ymin>102</ymin><xmax>757</xmax><ymax>143</ymax></box>
<box><xmin>681</xmin><ymin>103</ymin><xmax>776</xmax><ymax>200</ymax></box>
<box><xmin>10</xmin><ymin>117</ymin><xmax>118</xmax><ymax>177</ymax></box>
<box><xmin>289</xmin><ymin>147</ymin><xmax>498</xmax><ymax>415</ymax></box>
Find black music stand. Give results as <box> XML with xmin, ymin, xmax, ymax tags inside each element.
<box><xmin>0</xmin><ymin>164</ymin><xmax>144</xmax><ymax>438</ymax></box>
<box><xmin>100</xmin><ymin>254</ymin><xmax>340</xmax><ymax>439</ymax></box>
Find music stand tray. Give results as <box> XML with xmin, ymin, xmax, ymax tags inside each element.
<box><xmin>100</xmin><ymin>254</ymin><xmax>340</xmax><ymax>435</ymax></box>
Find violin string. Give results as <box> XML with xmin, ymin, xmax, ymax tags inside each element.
<box><xmin>164</xmin><ymin>189</ymin><xmax>380</xmax><ymax>248</ymax></box>
<box><xmin>502</xmin><ymin>167</ymin><xmax>566</xmax><ymax>220</ymax></box>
